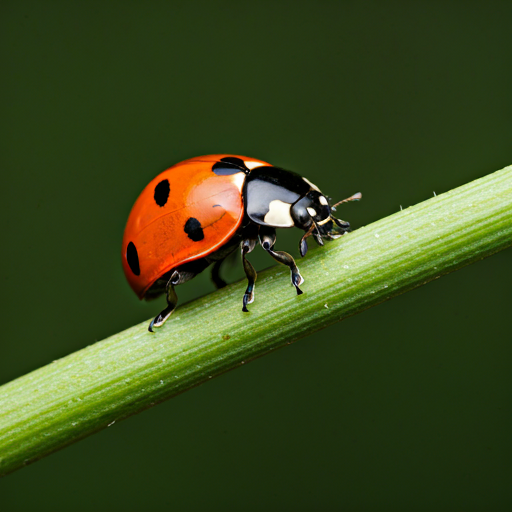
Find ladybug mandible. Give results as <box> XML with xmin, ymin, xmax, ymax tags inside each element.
<box><xmin>122</xmin><ymin>155</ymin><xmax>361</xmax><ymax>332</ymax></box>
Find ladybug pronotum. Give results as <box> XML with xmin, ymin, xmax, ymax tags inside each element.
<box><xmin>122</xmin><ymin>154</ymin><xmax>361</xmax><ymax>331</ymax></box>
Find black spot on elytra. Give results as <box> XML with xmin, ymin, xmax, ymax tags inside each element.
<box><xmin>212</xmin><ymin>157</ymin><xmax>249</xmax><ymax>176</ymax></box>
<box><xmin>184</xmin><ymin>217</ymin><xmax>204</xmax><ymax>242</ymax></box>
<box><xmin>154</xmin><ymin>179</ymin><xmax>170</xmax><ymax>207</ymax></box>
<box><xmin>126</xmin><ymin>242</ymin><xmax>140</xmax><ymax>276</ymax></box>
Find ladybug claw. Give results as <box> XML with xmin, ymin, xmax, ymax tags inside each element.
<box><xmin>148</xmin><ymin>303</ymin><xmax>175</xmax><ymax>332</ymax></box>
<box><xmin>149</xmin><ymin>315</ymin><xmax>165</xmax><ymax>333</ymax></box>
<box><xmin>292</xmin><ymin>271</ymin><xmax>304</xmax><ymax>294</ymax></box>
<box><xmin>149</xmin><ymin>320</ymin><xmax>160</xmax><ymax>333</ymax></box>
<box><xmin>292</xmin><ymin>271</ymin><xmax>304</xmax><ymax>287</ymax></box>
<box><xmin>242</xmin><ymin>290</ymin><xmax>255</xmax><ymax>312</ymax></box>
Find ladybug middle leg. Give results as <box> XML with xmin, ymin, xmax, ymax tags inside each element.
<box><xmin>211</xmin><ymin>259</ymin><xmax>227</xmax><ymax>289</ymax></box>
<box><xmin>208</xmin><ymin>237</ymin><xmax>240</xmax><ymax>290</ymax></box>
<box><xmin>259</xmin><ymin>226</ymin><xmax>304</xmax><ymax>295</ymax></box>
<box><xmin>241</xmin><ymin>238</ymin><xmax>258</xmax><ymax>312</ymax></box>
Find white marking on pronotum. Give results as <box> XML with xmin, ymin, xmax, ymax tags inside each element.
<box><xmin>264</xmin><ymin>200</ymin><xmax>294</xmax><ymax>227</ymax></box>
<box><xmin>303</xmin><ymin>177</ymin><xmax>321</xmax><ymax>192</ymax></box>
<box><xmin>244</xmin><ymin>161</ymin><xmax>265</xmax><ymax>170</ymax></box>
<box><xmin>307</xmin><ymin>207</ymin><xmax>317</xmax><ymax>217</ymax></box>
<box><xmin>319</xmin><ymin>196</ymin><xmax>328</xmax><ymax>205</ymax></box>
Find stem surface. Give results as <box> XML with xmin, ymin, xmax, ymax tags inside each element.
<box><xmin>1</xmin><ymin>165</ymin><xmax>512</xmax><ymax>476</ymax></box>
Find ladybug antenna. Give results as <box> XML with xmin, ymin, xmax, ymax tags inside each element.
<box><xmin>331</xmin><ymin>192</ymin><xmax>362</xmax><ymax>211</ymax></box>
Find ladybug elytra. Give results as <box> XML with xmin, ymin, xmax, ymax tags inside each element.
<box><xmin>122</xmin><ymin>155</ymin><xmax>361</xmax><ymax>331</ymax></box>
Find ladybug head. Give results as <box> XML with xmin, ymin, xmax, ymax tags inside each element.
<box><xmin>291</xmin><ymin>190</ymin><xmax>362</xmax><ymax>257</ymax></box>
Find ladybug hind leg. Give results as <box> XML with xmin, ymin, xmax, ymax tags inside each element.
<box><xmin>149</xmin><ymin>259</ymin><xmax>213</xmax><ymax>332</ymax></box>
<box><xmin>259</xmin><ymin>226</ymin><xmax>304</xmax><ymax>295</ymax></box>
<box><xmin>211</xmin><ymin>259</ymin><xmax>227</xmax><ymax>289</ymax></box>
<box><xmin>148</xmin><ymin>270</ymin><xmax>180</xmax><ymax>332</ymax></box>
<box><xmin>209</xmin><ymin>239</ymin><xmax>240</xmax><ymax>289</ymax></box>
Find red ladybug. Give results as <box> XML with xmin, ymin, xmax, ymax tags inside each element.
<box><xmin>122</xmin><ymin>154</ymin><xmax>361</xmax><ymax>332</ymax></box>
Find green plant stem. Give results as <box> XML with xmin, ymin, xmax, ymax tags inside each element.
<box><xmin>1</xmin><ymin>165</ymin><xmax>512</xmax><ymax>476</ymax></box>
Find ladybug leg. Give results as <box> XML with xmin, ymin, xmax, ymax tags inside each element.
<box><xmin>211</xmin><ymin>259</ymin><xmax>227</xmax><ymax>289</ymax></box>
<box><xmin>241</xmin><ymin>239</ymin><xmax>258</xmax><ymax>312</ymax></box>
<box><xmin>259</xmin><ymin>227</ymin><xmax>304</xmax><ymax>295</ymax></box>
<box><xmin>148</xmin><ymin>271</ymin><xmax>180</xmax><ymax>332</ymax></box>
<box><xmin>299</xmin><ymin>223</ymin><xmax>316</xmax><ymax>257</ymax></box>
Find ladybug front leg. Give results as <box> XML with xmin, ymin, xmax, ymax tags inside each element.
<box><xmin>259</xmin><ymin>227</ymin><xmax>304</xmax><ymax>295</ymax></box>
<box><xmin>241</xmin><ymin>239</ymin><xmax>258</xmax><ymax>312</ymax></box>
<box><xmin>148</xmin><ymin>270</ymin><xmax>180</xmax><ymax>332</ymax></box>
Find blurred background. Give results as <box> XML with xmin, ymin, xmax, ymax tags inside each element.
<box><xmin>1</xmin><ymin>1</ymin><xmax>511</xmax><ymax>510</ymax></box>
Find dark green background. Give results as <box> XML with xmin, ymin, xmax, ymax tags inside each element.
<box><xmin>1</xmin><ymin>1</ymin><xmax>511</xmax><ymax>510</ymax></box>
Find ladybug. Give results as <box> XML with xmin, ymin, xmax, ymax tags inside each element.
<box><xmin>122</xmin><ymin>154</ymin><xmax>361</xmax><ymax>332</ymax></box>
